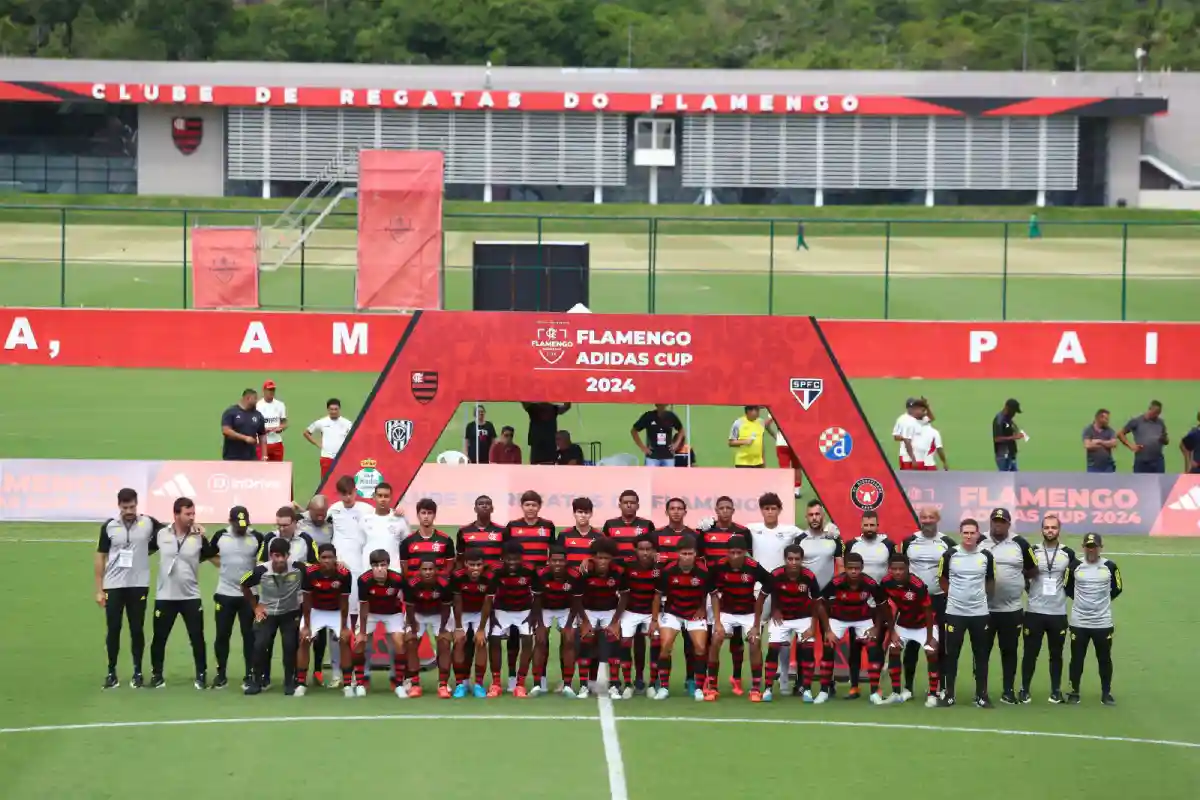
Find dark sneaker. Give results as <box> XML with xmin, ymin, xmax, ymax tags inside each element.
<box><xmin>241</xmin><ymin>675</ymin><xmax>253</xmax><ymax>692</ymax></box>
<box><xmin>243</xmin><ymin>682</ymin><xmax>262</xmax><ymax>696</ymax></box>
<box><xmin>634</xmin><ymin>679</ymin><xmax>647</xmax><ymax>696</ymax></box>
<box><xmin>130</xmin><ymin>672</ymin><xmax>144</xmax><ymax>689</ymax></box>
<box><xmin>149</xmin><ymin>674</ymin><xmax>166</xmax><ymax>689</ymax></box>
<box><xmin>845</xmin><ymin>686</ymin><xmax>861</xmax><ymax>700</ymax></box>
<box><xmin>194</xmin><ymin>672</ymin><xmax>207</xmax><ymax>691</ymax></box>
<box><xmin>1000</xmin><ymin>691</ymin><xmax>1018</xmax><ymax>705</ymax></box>
<box><xmin>211</xmin><ymin>674</ymin><xmax>229</xmax><ymax>690</ymax></box>
<box><xmin>1017</xmin><ymin>689</ymin><xmax>1032</xmax><ymax>704</ymax></box>
<box><xmin>937</xmin><ymin>695</ymin><xmax>956</xmax><ymax>708</ymax></box>
<box><xmin>975</xmin><ymin>694</ymin><xmax>994</xmax><ymax>709</ymax></box>
<box><xmin>1066</xmin><ymin>692</ymin><xmax>1081</xmax><ymax>705</ymax></box>
<box><xmin>103</xmin><ymin>672</ymin><xmax>119</xmax><ymax>690</ymax></box>
<box><xmin>283</xmin><ymin>683</ymin><xmax>296</xmax><ymax>697</ymax></box>
<box><xmin>261</xmin><ymin>678</ymin><xmax>273</xmax><ymax>692</ymax></box>
<box><xmin>1048</xmin><ymin>691</ymin><xmax>1065</xmax><ymax>704</ymax></box>
<box><xmin>1101</xmin><ymin>693</ymin><xmax>1116</xmax><ymax>706</ymax></box>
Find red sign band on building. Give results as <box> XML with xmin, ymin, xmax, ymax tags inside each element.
<box><xmin>4</xmin><ymin>308</ymin><xmax>1200</xmax><ymax>380</ymax></box>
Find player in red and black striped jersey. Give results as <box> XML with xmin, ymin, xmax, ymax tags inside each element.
<box><xmin>762</xmin><ymin>544</ymin><xmax>827</xmax><ymax>701</ymax></box>
<box><xmin>653</xmin><ymin>497</ymin><xmax>698</xmax><ymax>565</ymax></box>
<box><xmin>577</xmin><ymin>538</ymin><xmax>625</xmax><ymax>700</ymax></box>
<box><xmin>298</xmin><ymin>544</ymin><xmax>352</xmax><ymax>694</ymax></box>
<box><xmin>398</xmin><ymin>498</ymin><xmax>455</xmax><ymax>575</ymax></box>
<box><xmin>697</xmin><ymin>496</ymin><xmax>753</xmax><ymax>694</ymax></box>
<box><xmin>503</xmin><ymin>490</ymin><xmax>555</xmax><ymax>689</ymax></box>
<box><xmin>707</xmin><ymin>535</ymin><xmax>772</xmax><ymax>701</ymax></box>
<box><xmin>615</xmin><ymin>535</ymin><xmax>661</xmax><ymax>696</ymax></box>
<box><xmin>821</xmin><ymin>552</ymin><xmax>889</xmax><ymax>704</ymax></box>
<box><xmin>650</xmin><ymin>534</ymin><xmax>713</xmax><ymax>700</ymax></box>
<box><xmin>485</xmin><ymin>541</ymin><xmax>539</xmax><ymax>698</ymax></box>
<box><xmin>881</xmin><ymin>552</ymin><xmax>939</xmax><ymax>706</ymax></box>
<box><xmin>531</xmin><ymin>544</ymin><xmax>583</xmax><ymax>698</ymax></box>
<box><xmin>354</xmin><ymin>550</ymin><xmax>407</xmax><ymax>695</ymax></box>
<box><xmin>602</xmin><ymin>490</ymin><xmax>656</xmax><ymax>563</ymax></box>
<box><xmin>557</xmin><ymin>497</ymin><xmax>601</xmax><ymax>570</ymax></box>
<box><xmin>402</xmin><ymin>559</ymin><xmax>454</xmax><ymax>697</ymax></box>
<box><xmin>456</xmin><ymin>496</ymin><xmax>505</xmax><ymax>568</ymax></box>
<box><xmin>449</xmin><ymin>549</ymin><xmax>495</xmax><ymax>697</ymax></box>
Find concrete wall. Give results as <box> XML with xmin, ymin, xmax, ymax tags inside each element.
<box><xmin>136</xmin><ymin>105</ymin><xmax>225</xmax><ymax>196</ymax></box>
<box><xmin>1139</xmin><ymin>189</ymin><xmax>1200</xmax><ymax>210</ymax></box>
<box><xmin>1105</xmin><ymin>116</ymin><xmax>1142</xmax><ymax>207</ymax></box>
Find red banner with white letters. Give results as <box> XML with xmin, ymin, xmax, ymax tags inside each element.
<box><xmin>3</xmin><ymin>308</ymin><xmax>1200</xmax><ymax>380</ymax></box>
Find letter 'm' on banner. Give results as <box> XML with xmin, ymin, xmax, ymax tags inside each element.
<box><xmin>355</xmin><ymin>149</ymin><xmax>444</xmax><ymax>311</ymax></box>
<box><xmin>191</xmin><ymin>227</ymin><xmax>259</xmax><ymax>309</ymax></box>
<box><xmin>320</xmin><ymin>311</ymin><xmax>919</xmax><ymax>541</ymax></box>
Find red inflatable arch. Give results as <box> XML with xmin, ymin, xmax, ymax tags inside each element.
<box><xmin>319</xmin><ymin>311</ymin><xmax>918</xmax><ymax>540</ymax></box>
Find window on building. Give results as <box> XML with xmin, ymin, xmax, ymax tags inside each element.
<box><xmin>635</xmin><ymin>118</ymin><xmax>675</xmax><ymax>151</ymax></box>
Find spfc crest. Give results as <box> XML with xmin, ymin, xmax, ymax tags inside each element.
<box><xmin>385</xmin><ymin>419</ymin><xmax>414</xmax><ymax>453</ymax></box>
<box><xmin>172</xmin><ymin>117</ymin><xmax>203</xmax><ymax>155</ymax></box>
<box><xmin>411</xmin><ymin>371</ymin><xmax>438</xmax><ymax>404</ymax></box>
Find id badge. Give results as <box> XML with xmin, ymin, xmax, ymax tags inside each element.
<box><xmin>1041</xmin><ymin>578</ymin><xmax>1058</xmax><ymax>596</ymax></box>
<box><xmin>116</xmin><ymin>550</ymin><xmax>134</xmax><ymax>569</ymax></box>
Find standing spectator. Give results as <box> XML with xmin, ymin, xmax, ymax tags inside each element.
<box><xmin>631</xmin><ymin>404</ymin><xmax>684</xmax><ymax>467</ymax></box>
<box><xmin>489</xmin><ymin>426</ymin><xmax>522</xmax><ymax>465</ymax></box>
<box><xmin>912</xmin><ymin>418</ymin><xmax>948</xmax><ymax>471</ymax></box>
<box><xmin>464</xmin><ymin>405</ymin><xmax>498</xmax><ymax>464</ymax></box>
<box><xmin>1082</xmin><ymin>409</ymin><xmax>1118</xmax><ymax>473</ymax></box>
<box><xmin>221</xmin><ymin>389</ymin><xmax>266</xmax><ymax>462</ymax></box>
<box><xmin>893</xmin><ymin>398</ymin><xmax>930</xmax><ymax>470</ymax></box>
<box><xmin>304</xmin><ymin>399</ymin><xmax>353</xmax><ymax>478</ymax></box>
<box><xmin>256</xmin><ymin>380</ymin><xmax>288</xmax><ymax>462</ymax></box>
<box><xmin>1118</xmin><ymin>401</ymin><xmax>1169</xmax><ymax>474</ymax></box>
<box><xmin>992</xmin><ymin>399</ymin><xmax>1025</xmax><ymax>472</ymax></box>
<box><xmin>523</xmin><ymin>403</ymin><xmax>571</xmax><ymax>465</ymax></box>
<box><xmin>555</xmin><ymin>430</ymin><xmax>585</xmax><ymax>465</ymax></box>
<box><xmin>1180</xmin><ymin>413</ymin><xmax>1200</xmax><ymax>473</ymax></box>
<box><xmin>728</xmin><ymin>405</ymin><xmax>767</xmax><ymax>468</ymax></box>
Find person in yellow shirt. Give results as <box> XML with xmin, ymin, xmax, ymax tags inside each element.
<box><xmin>728</xmin><ymin>406</ymin><xmax>769</xmax><ymax>468</ymax></box>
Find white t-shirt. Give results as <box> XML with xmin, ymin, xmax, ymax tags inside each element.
<box><xmin>256</xmin><ymin>399</ymin><xmax>287</xmax><ymax>444</ymax></box>
<box><xmin>747</xmin><ymin>522</ymin><xmax>803</xmax><ymax>571</ymax></box>
<box><xmin>307</xmin><ymin>415</ymin><xmax>354</xmax><ymax>458</ymax></box>
<box><xmin>892</xmin><ymin>413</ymin><xmax>924</xmax><ymax>463</ymax></box>
<box><xmin>912</xmin><ymin>424</ymin><xmax>943</xmax><ymax>467</ymax></box>
<box><xmin>329</xmin><ymin>499</ymin><xmax>371</xmax><ymax>569</ymax></box>
<box><xmin>361</xmin><ymin>510</ymin><xmax>410</xmax><ymax>570</ymax></box>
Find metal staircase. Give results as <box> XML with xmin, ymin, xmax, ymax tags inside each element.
<box><xmin>260</xmin><ymin>147</ymin><xmax>361</xmax><ymax>271</ymax></box>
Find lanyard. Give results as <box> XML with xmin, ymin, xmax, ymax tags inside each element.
<box><xmin>1042</xmin><ymin>544</ymin><xmax>1060</xmax><ymax>576</ymax></box>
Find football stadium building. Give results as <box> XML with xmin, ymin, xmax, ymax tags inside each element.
<box><xmin>0</xmin><ymin>58</ymin><xmax>1197</xmax><ymax>207</ymax></box>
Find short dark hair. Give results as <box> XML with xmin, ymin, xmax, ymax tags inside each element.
<box><xmin>463</xmin><ymin>548</ymin><xmax>485</xmax><ymax>563</ymax></box>
<box><xmin>806</xmin><ymin>499</ymin><xmax>823</xmax><ymax>510</ymax></box>
<box><xmin>268</xmin><ymin>538</ymin><xmax>290</xmax><ymax>556</ymax></box>
<box><xmin>501</xmin><ymin>426</ymin><xmax>515</xmax><ymax>435</ymax></box>
<box><xmin>318</xmin><ymin>543</ymin><xmax>336</xmax><ymax>556</ymax></box>
<box><xmin>666</xmin><ymin>496</ymin><xmax>687</xmax><ymax>509</ymax></box>
<box><xmin>861</xmin><ymin>510</ymin><xmax>879</xmax><ymax>521</ymax></box>
<box><xmin>369</xmin><ymin>549</ymin><xmax>390</xmax><ymax>565</ymax></box>
<box><xmin>276</xmin><ymin>506</ymin><xmax>297</xmax><ymax>521</ymax></box>
<box><xmin>572</xmin><ymin>497</ymin><xmax>593</xmax><ymax>513</ymax></box>
<box><xmin>1150</xmin><ymin>400</ymin><xmax>1163</xmax><ymax>409</ymax></box>
<box><xmin>375</xmin><ymin>482</ymin><xmax>393</xmax><ymax>495</ymax></box>
<box><xmin>173</xmin><ymin>497</ymin><xmax>194</xmax><ymax>514</ymax></box>
<box><xmin>1096</xmin><ymin>408</ymin><xmax>1110</xmax><ymax>416</ymax></box>
<box><xmin>591</xmin><ymin>538</ymin><xmax>618</xmax><ymax>556</ymax></box>
<box><xmin>503</xmin><ymin>541</ymin><xmax>524</xmax><ymax>557</ymax></box>
<box><xmin>635</xmin><ymin>534</ymin><xmax>656</xmax><ymax>549</ymax></box>
<box><xmin>327</xmin><ymin>398</ymin><xmax>341</xmax><ymax>408</ymax></box>
<box><xmin>242</xmin><ymin>388</ymin><xmax>257</xmax><ymax>398</ymax></box>
<box><xmin>784</xmin><ymin>544</ymin><xmax>804</xmax><ymax>559</ymax></box>
<box><xmin>677</xmin><ymin>534</ymin><xmax>698</xmax><ymax>551</ymax></box>
<box><xmin>619</xmin><ymin>489</ymin><xmax>640</xmax><ymax>503</ymax></box>
<box><xmin>520</xmin><ymin>490</ymin><xmax>543</xmax><ymax>506</ymax></box>
<box><xmin>959</xmin><ymin>518</ymin><xmax>980</xmax><ymax>532</ymax></box>
<box><xmin>548</xmin><ymin>543</ymin><xmax>567</xmax><ymax>557</ymax></box>
<box><xmin>117</xmin><ymin>488</ymin><xmax>138</xmax><ymax>504</ymax></box>
<box><xmin>758</xmin><ymin>492</ymin><xmax>782</xmax><ymax>509</ymax></box>
<box><xmin>556</xmin><ymin>429</ymin><xmax>570</xmax><ymax>438</ymax></box>
<box><xmin>335</xmin><ymin>475</ymin><xmax>355</xmax><ymax>494</ymax></box>
<box><xmin>844</xmin><ymin>552</ymin><xmax>864</xmax><ymax>566</ymax></box>
<box><xmin>416</xmin><ymin>498</ymin><xmax>437</xmax><ymax>514</ymax></box>
<box><xmin>727</xmin><ymin>535</ymin><xmax>747</xmax><ymax>551</ymax></box>
<box><xmin>418</xmin><ymin>557</ymin><xmax>438</xmax><ymax>569</ymax></box>
<box><xmin>715</xmin><ymin>495</ymin><xmax>734</xmax><ymax>507</ymax></box>
<box><xmin>888</xmin><ymin>553</ymin><xmax>909</xmax><ymax>566</ymax></box>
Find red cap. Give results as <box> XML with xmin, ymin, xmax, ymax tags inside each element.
<box><xmin>263</xmin><ymin>380</ymin><xmax>276</xmax><ymax>389</ymax></box>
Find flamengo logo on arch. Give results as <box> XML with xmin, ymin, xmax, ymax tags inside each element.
<box><xmin>3</xmin><ymin>309</ymin><xmax>1200</xmax><ymax>381</ymax></box>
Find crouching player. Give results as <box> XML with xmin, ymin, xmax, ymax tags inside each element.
<box><xmin>450</xmin><ymin>549</ymin><xmax>494</xmax><ymax>698</ymax></box>
<box><xmin>616</xmin><ymin>535</ymin><xmax>660</xmax><ymax>698</ymax></box>
<box><xmin>762</xmin><ymin>544</ymin><xmax>825</xmax><ymax>702</ymax></box>
<box><xmin>707</xmin><ymin>535</ymin><xmax>772</xmax><ymax>701</ymax></box>
<box><xmin>403</xmin><ymin>558</ymin><xmax>454</xmax><ymax>698</ymax></box>
<box><xmin>881</xmin><ymin>552</ymin><xmax>940</xmax><ymax>706</ymax></box>
<box><xmin>298</xmin><ymin>544</ymin><xmax>352</xmax><ymax>697</ymax></box>
<box><xmin>486</xmin><ymin>541</ymin><xmax>538</xmax><ymax>698</ymax></box>
<box><xmin>354</xmin><ymin>550</ymin><xmax>408</xmax><ymax>698</ymax></box>
<box><xmin>578</xmin><ymin>538</ymin><xmax>624</xmax><ymax>700</ymax></box>
<box><xmin>532</xmin><ymin>544</ymin><xmax>582</xmax><ymax>697</ymax></box>
<box><xmin>821</xmin><ymin>552</ymin><xmax>888</xmax><ymax>705</ymax></box>
<box><xmin>650</xmin><ymin>535</ymin><xmax>712</xmax><ymax>701</ymax></box>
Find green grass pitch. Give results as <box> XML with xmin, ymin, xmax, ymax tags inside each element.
<box><xmin>2</xmin><ymin>196</ymin><xmax>1200</xmax><ymax>797</ymax></box>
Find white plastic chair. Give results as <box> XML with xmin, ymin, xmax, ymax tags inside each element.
<box><xmin>597</xmin><ymin>453</ymin><xmax>639</xmax><ymax>467</ymax></box>
<box><xmin>436</xmin><ymin>450</ymin><xmax>470</xmax><ymax>465</ymax></box>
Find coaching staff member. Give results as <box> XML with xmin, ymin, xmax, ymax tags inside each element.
<box><xmin>222</xmin><ymin>389</ymin><xmax>267</xmax><ymax>461</ymax></box>
<box><xmin>1020</xmin><ymin>513</ymin><xmax>1074</xmax><ymax>704</ymax></box>
<box><xmin>979</xmin><ymin>508</ymin><xmax>1036</xmax><ymax>705</ymax></box>
<box><xmin>208</xmin><ymin>506</ymin><xmax>264</xmax><ymax>690</ymax></box>
<box><xmin>96</xmin><ymin>488</ymin><xmax>167</xmax><ymax>690</ymax></box>
<box><xmin>241</xmin><ymin>537</ymin><xmax>307</xmax><ymax>696</ymax></box>
<box><xmin>937</xmin><ymin>518</ymin><xmax>995</xmax><ymax>708</ymax></box>
<box><xmin>148</xmin><ymin>497</ymin><xmax>214</xmax><ymax>690</ymax></box>
<box><xmin>1065</xmin><ymin>534</ymin><xmax>1122</xmax><ymax>705</ymax></box>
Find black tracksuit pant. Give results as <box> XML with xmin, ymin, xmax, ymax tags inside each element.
<box><xmin>150</xmin><ymin>598</ymin><xmax>207</xmax><ymax>677</ymax></box>
<box><xmin>104</xmin><ymin>586</ymin><xmax>149</xmax><ymax>673</ymax></box>
<box><xmin>213</xmin><ymin>593</ymin><xmax>256</xmax><ymax>678</ymax></box>
<box><xmin>1021</xmin><ymin>612</ymin><xmax>1067</xmax><ymax>694</ymax></box>
<box><xmin>943</xmin><ymin>613</ymin><xmax>992</xmax><ymax>700</ymax></box>
<box><xmin>253</xmin><ymin>610</ymin><xmax>301</xmax><ymax>688</ymax></box>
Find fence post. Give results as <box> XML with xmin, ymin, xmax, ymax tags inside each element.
<box><xmin>300</xmin><ymin>239</ymin><xmax>307</xmax><ymax>308</ymax></box>
<box><xmin>182</xmin><ymin>210</ymin><xmax>189</xmax><ymax>308</ymax></box>
<box><xmin>536</xmin><ymin>215</ymin><xmax>544</xmax><ymax>311</ymax></box>
<box><xmin>59</xmin><ymin>207</ymin><xmax>67</xmax><ymax>307</ymax></box>
<box><xmin>645</xmin><ymin>217</ymin><xmax>654</xmax><ymax>313</ymax></box>
<box><xmin>649</xmin><ymin>217</ymin><xmax>657</xmax><ymax>314</ymax></box>
<box><xmin>1120</xmin><ymin>223</ymin><xmax>1129</xmax><ymax>320</ymax></box>
<box><xmin>883</xmin><ymin>221</ymin><xmax>891</xmax><ymax>319</ymax></box>
<box><xmin>1001</xmin><ymin>222</ymin><xmax>1009</xmax><ymax>321</ymax></box>
<box><xmin>768</xmin><ymin>220</ymin><xmax>775</xmax><ymax>315</ymax></box>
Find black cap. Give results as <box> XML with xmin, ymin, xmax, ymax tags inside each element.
<box><xmin>229</xmin><ymin>505</ymin><xmax>250</xmax><ymax>530</ymax></box>
<box><xmin>990</xmin><ymin>508</ymin><xmax>1012</xmax><ymax>523</ymax></box>
<box><xmin>906</xmin><ymin>397</ymin><xmax>926</xmax><ymax>409</ymax></box>
<box><xmin>1006</xmin><ymin>398</ymin><xmax>1023</xmax><ymax>414</ymax></box>
<box><xmin>1083</xmin><ymin>533</ymin><xmax>1103</xmax><ymax>548</ymax></box>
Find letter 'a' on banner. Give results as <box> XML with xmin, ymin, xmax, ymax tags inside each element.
<box><xmin>355</xmin><ymin>149</ymin><xmax>444</xmax><ymax>311</ymax></box>
<box><xmin>191</xmin><ymin>226</ymin><xmax>260</xmax><ymax>309</ymax></box>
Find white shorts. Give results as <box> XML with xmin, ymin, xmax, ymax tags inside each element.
<box><xmin>620</xmin><ymin>612</ymin><xmax>652</xmax><ymax>639</ymax></box>
<box><xmin>716</xmin><ymin>613</ymin><xmax>758</xmax><ymax>636</ymax></box>
<box><xmin>828</xmin><ymin>619</ymin><xmax>876</xmax><ymax>640</ymax></box>
<box><xmin>660</xmin><ymin>613</ymin><xmax>707</xmax><ymax>632</ymax></box>
<box><xmin>410</xmin><ymin>612</ymin><xmax>446</xmax><ymax>636</ymax></box>
<box><xmin>894</xmin><ymin>625</ymin><xmax>938</xmax><ymax>648</ymax></box>
<box><xmin>309</xmin><ymin>608</ymin><xmax>345</xmax><ymax>636</ymax></box>
<box><xmin>460</xmin><ymin>612</ymin><xmax>482</xmax><ymax>633</ymax></box>
<box><xmin>490</xmin><ymin>609</ymin><xmax>532</xmax><ymax>637</ymax></box>
<box><xmin>542</xmin><ymin>608</ymin><xmax>575</xmax><ymax>631</ymax></box>
<box><xmin>584</xmin><ymin>609</ymin><xmax>616</xmax><ymax>629</ymax></box>
<box><xmin>768</xmin><ymin>617</ymin><xmax>813</xmax><ymax>644</ymax></box>
<box><xmin>367</xmin><ymin>613</ymin><xmax>405</xmax><ymax>635</ymax></box>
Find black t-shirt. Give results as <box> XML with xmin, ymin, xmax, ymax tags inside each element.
<box><xmin>556</xmin><ymin>443</ymin><xmax>585</xmax><ymax>465</ymax></box>
<box><xmin>1182</xmin><ymin>426</ymin><xmax>1200</xmax><ymax>472</ymax></box>
<box><xmin>993</xmin><ymin>412</ymin><xmax>1018</xmax><ymax>458</ymax></box>
<box><xmin>633</xmin><ymin>409</ymin><xmax>683</xmax><ymax>460</ymax></box>
<box><xmin>465</xmin><ymin>420</ymin><xmax>497</xmax><ymax>463</ymax></box>
<box><xmin>524</xmin><ymin>403</ymin><xmax>565</xmax><ymax>452</ymax></box>
<box><xmin>221</xmin><ymin>404</ymin><xmax>265</xmax><ymax>461</ymax></box>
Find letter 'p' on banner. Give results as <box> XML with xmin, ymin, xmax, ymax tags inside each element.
<box><xmin>355</xmin><ymin>149</ymin><xmax>443</xmax><ymax>311</ymax></box>
<box><xmin>320</xmin><ymin>311</ymin><xmax>919</xmax><ymax>541</ymax></box>
<box><xmin>191</xmin><ymin>226</ymin><xmax>260</xmax><ymax>309</ymax></box>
